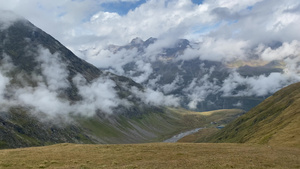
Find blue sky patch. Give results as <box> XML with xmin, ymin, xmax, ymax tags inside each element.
<box><xmin>247</xmin><ymin>6</ymin><xmax>253</xmax><ymax>10</ymax></box>
<box><xmin>101</xmin><ymin>0</ymin><xmax>146</xmax><ymax>16</ymax></box>
<box><xmin>191</xmin><ymin>0</ymin><xmax>204</xmax><ymax>5</ymax></box>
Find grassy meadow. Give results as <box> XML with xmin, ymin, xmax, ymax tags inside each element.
<box><xmin>0</xmin><ymin>143</ymin><xmax>299</xmax><ymax>169</ymax></box>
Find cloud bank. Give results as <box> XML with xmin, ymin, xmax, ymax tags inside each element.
<box><xmin>82</xmin><ymin>37</ymin><xmax>300</xmax><ymax>110</ymax></box>
<box><xmin>0</xmin><ymin>0</ymin><xmax>299</xmax><ymax>50</ymax></box>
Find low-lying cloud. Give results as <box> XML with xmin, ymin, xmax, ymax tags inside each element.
<box><xmin>130</xmin><ymin>87</ymin><xmax>180</xmax><ymax>107</ymax></box>
<box><xmin>177</xmin><ymin>38</ymin><xmax>249</xmax><ymax>62</ymax></box>
<box><xmin>83</xmin><ymin>36</ymin><xmax>300</xmax><ymax>110</ymax></box>
<box><xmin>0</xmin><ymin>46</ymin><xmax>179</xmax><ymax>122</ymax></box>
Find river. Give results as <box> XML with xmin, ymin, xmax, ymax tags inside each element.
<box><xmin>163</xmin><ymin>128</ymin><xmax>203</xmax><ymax>143</ymax></box>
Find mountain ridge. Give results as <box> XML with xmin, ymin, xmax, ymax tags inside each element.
<box><xmin>92</xmin><ymin>37</ymin><xmax>294</xmax><ymax>112</ymax></box>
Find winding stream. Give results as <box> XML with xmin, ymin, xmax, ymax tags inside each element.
<box><xmin>163</xmin><ymin>128</ymin><xmax>203</xmax><ymax>143</ymax></box>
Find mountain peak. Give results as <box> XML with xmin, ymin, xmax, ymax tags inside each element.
<box><xmin>130</xmin><ymin>37</ymin><xmax>144</xmax><ymax>45</ymax></box>
<box><xmin>144</xmin><ymin>37</ymin><xmax>157</xmax><ymax>46</ymax></box>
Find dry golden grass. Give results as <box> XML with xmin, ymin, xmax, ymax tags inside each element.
<box><xmin>167</xmin><ymin>108</ymin><xmax>242</xmax><ymax>116</ymax></box>
<box><xmin>195</xmin><ymin>109</ymin><xmax>242</xmax><ymax>116</ymax></box>
<box><xmin>166</xmin><ymin>108</ymin><xmax>244</xmax><ymax>129</ymax></box>
<box><xmin>0</xmin><ymin>143</ymin><xmax>299</xmax><ymax>169</ymax></box>
<box><xmin>226</xmin><ymin>60</ymin><xmax>271</xmax><ymax>68</ymax></box>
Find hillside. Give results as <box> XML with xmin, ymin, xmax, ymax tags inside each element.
<box><xmin>198</xmin><ymin>82</ymin><xmax>300</xmax><ymax>147</ymax></box>
<box><xmin>0</xmin><ymin>12</ymin><xmax>151</xmax><ymax>148</ymax></box>
<box><xmin>0</xmin><ymin>104</ymin><xmax>243</xmax><ymax>149</ymax></box>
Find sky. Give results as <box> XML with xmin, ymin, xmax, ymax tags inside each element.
<box><xmin>1</xmin><ymin>0</ymin><xmax>299</xmax><ymax>52</ymax></box>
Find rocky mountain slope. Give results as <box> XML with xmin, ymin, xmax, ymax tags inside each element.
<box><xmin>83</xmin><ymin>37</ymin><xmax>299</xmax><ymax>112</ymax></box>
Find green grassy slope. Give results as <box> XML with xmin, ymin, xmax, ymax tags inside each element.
<box><xmin>78</xmin><ymin>108</ymin><xmax>244</xmax><ymax>144</ymax></box>
<box><xmin>0</xmin><ymin>107</ymin><xmax>243</xmax><ymax>149</ymax></box>
<box><xmin>202</xmin><ymin>82</ymin><xmax>300</xmax><ymax>147</ymax></box>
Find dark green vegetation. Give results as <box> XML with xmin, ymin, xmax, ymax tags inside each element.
<box><xmin>0</xmin><ymin>108</ymin><xmax>87</xmax><ymax>149</ymax></box>
<box><xmin>196</xmin><ymin>82</ymin><xmax>300</xmax><ymax>147</ymax></box>
<box><xmin>0</xmin><ymin>107</ymin><xmax>243</xmax><ymax>149</ymax></box>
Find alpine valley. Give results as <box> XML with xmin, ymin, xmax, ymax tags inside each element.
<box><xmin>0</xmin><ymin>77</ymin><xmax>299</xmax><ymax>169</ymax></box>
<box><xmin>0</xmin><ymin>11</ymin><xmax>244</xmax><ymax>149</ymax></box>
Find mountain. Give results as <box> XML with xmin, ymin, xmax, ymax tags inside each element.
<box><xmin>0</xmin><ymin>11</ymin><xmax>187</xmax><ymax>148</ymax></box>
<box><xmin>199</xmin><ymin>82</ymin><xmax>300</xmax><ymax>147</ymax></box>
<box><xmin>88</xmin><ymin>37</ymin><xmax>296</xmax><ymax>112</ymax></box>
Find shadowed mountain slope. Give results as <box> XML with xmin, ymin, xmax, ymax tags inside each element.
<box><xmin>0</xmin><ymin>11</ymin><xmax>181</xmax><ymax>148</ymax></box>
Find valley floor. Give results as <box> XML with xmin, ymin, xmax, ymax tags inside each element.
<box><xmin>0</xmin><ymin>143</ymin><xmax>299</xmax><ymax>169</ymax></box>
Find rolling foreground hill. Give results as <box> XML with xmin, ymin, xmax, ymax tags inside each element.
<box><xmin>199</xmin><ymin>82</ymin><xmax>300</xmax><ymax>147</ymax></box>
<box><xmin>0</xmin><ymin>143</ymin><xmax>299</xmax><ymax>169</ymax></box>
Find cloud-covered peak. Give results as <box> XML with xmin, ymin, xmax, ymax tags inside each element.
<box><xmin>0</xmin><ymin>10</ymin><xmax>24</xmax><ymax>30</ymax></box>
<box><xmin>130</xmin><ymin>37</ymin><xmax>144</xmax><ymax>45</ymax></box>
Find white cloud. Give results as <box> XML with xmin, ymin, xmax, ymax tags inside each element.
<box><xmin>0</xmin><ymin>10</ymin><xmax>23</xmax><ymax>30</ymax></box>
<box><xmin>220</xmin><ymin>71</ymin><xmax>300</xmax><ymax>97</ymax></box>
<box><xmin>72</xmin><ymin>74</ymin><xmax>130</xmax><ymax>116</ymax></box>
<box><xmin>0</xmin><ymin>71</ymin><xmax>9</xmax><ymax>102</ymax></box>
<box><xmin>183</xmin><ymin>67</ymin><xmax>221</xmax><ymax>109</ymax></box>
<box><xmin>259</xmin><ymin>40</ymin><xmax>300</xmax><ymax>61</ymax></box>
<box><xmin>0</xmin><ymin>43</ymin><xmax>181</xmax><ymax>121</ymax></box>
<box><xmin>86</xmin><ymin>47</ymin><xmax>139</xmax><ymax>75</ymax></box>
<box><xmin>177</xmin><ymin>37</ymin><xmax>249</xmax><ymax>61</ymax></box>
<box><xmin>131</xmin><ymin>87</ymin><xmax>180</xmax><ymax>107</ymax></box>
<box><xmin>130</xmin><ymin>61</ymin><xmax>153</xmax><ymax>83</ymax></box>
<box><xmin>161</xmin><ymin>75</ymin><xmax>182</xmax><ymax>94</ymax></box>
<box><xmin>16</xmin><ymin>84</ymin><xmax>72</xmax><ymax>120</ymax></box>
<box><xmin>36</xmin><ymin>48</ymin><xmax>70</xmax><ymax>91</ymax></box>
